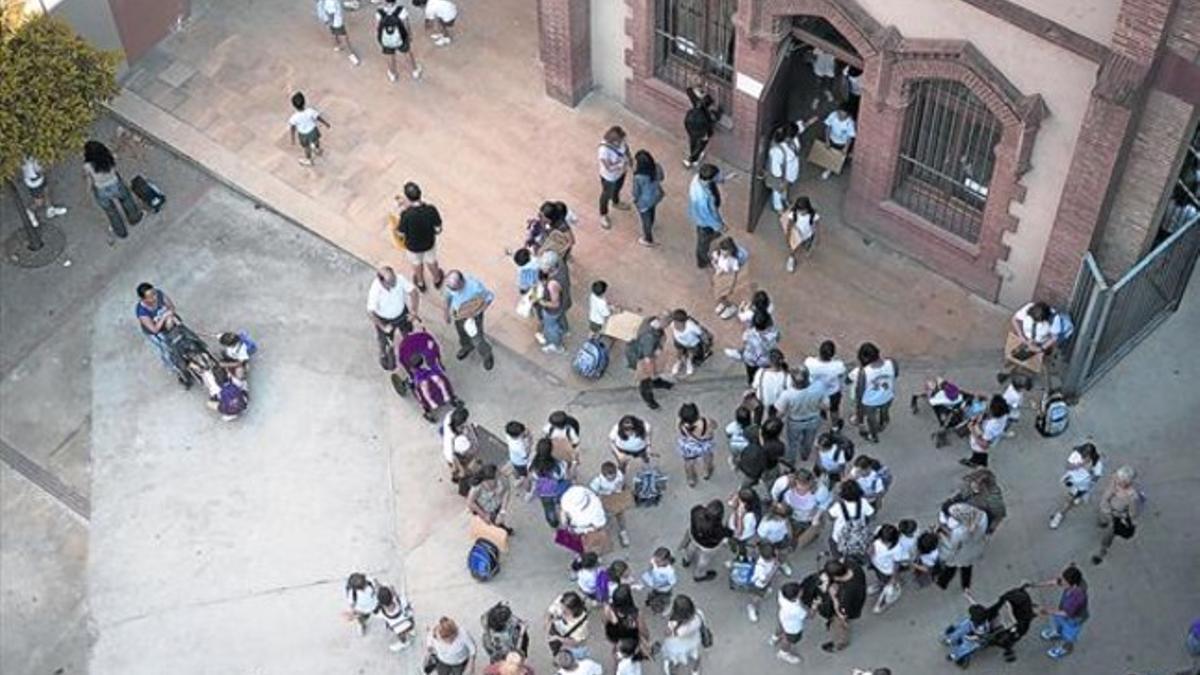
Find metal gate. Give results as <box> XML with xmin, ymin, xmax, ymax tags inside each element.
<box><xmin>1063</xmin><ymin>215</ymin><xmax>1200</xmax><ymax>397</ymax></box>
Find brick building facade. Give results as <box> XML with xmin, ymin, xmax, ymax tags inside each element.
<box><xmin>541</xmin><ymin>0</ymin><xmax>1200</xmax><ymax>308</ymax></box>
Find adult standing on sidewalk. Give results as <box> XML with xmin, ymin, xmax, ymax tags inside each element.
<box><xmin>443</xmin><ymin>270</ymin><xmax>495</xmax><ymax>371</ymax></box>
<box><xmin>820</xmin><ymin>557</ymin><xmax>867</xmax><ymax>653</ymax></box>
<box><xmin>598</xmin><ymin>126</ymin><xmax>633</xmax><ymax>229</ymax></box>
<box><xmin>426</xmin><ymin>617</ymin><xmax>478</xmax><ymax>675</ymax></box>
<box><xmin>688</xmin><ymin>164</ymin><xmax>725</xmax><ymax>268</ymax></box>
<box><xmin>397</xmin><ymin>182</ymin><xmax>444</xmax><ymax>292</ymax></box>
<box><xmin>680</xmin><ymin>500</ymin><xmax>731</xmax><ymax>582</ymax></box>
<box><xmin>135</xmin><ymin>282</ymin><xmax>182</xmax><ymax>383</ymax></box>
<box><xmin>631</xmin><ymin>150</ymin><xmax>664</xmax><ymax>246</ymax></box>
<box><xmin>683</xmin><ymin>85</ymin><xmax>720</xmax><ymax>168</ymax></box>
<box><xmin>22</xmin><ymin>157</ymin><xmax>68</xmax><ymax>221</ymax></box>
<box><xmin>773</xmin><ymin>366</ymin><xmax>825</xmax><ymax>465</ymax></box>
<box><xmin>83</xmin><ymin>140</ymin><xmax>142</xmax><ymax>239</ymax></box>
<box><xmin>1030</xmin><ymin>565</ymin><xmax>1089</xmax><ymax>661</ymax></box>
<box><xmin>935</xmin><ymin>501</ymin><xmax>989</xmax><ymax>593</ymax></box>
<box><xmin>367</xmin><ymin>265</ymin><xmax>418</xmax><ymax>370</ymax></box>
<box><xmin>1091</xmin><ymin>465</ymin><xmax>1142</xmax><ymax>565</ymax></box>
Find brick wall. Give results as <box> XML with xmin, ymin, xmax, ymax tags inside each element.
<box><xmin>538</xmin><ymin>0</ymin><xmax>593</xmax><ymax>106</ymax></box>
<box><xmin>1091</xmin><ymin>91</ymin><xmax>1194</xmax><ymax>278</ymax></box>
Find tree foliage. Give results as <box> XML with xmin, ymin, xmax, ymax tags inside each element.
<box><xmin>0</xmin><ymin>11</ymin><xmax>120</xmax><ymax>178</ymax></box>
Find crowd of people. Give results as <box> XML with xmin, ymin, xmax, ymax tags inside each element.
<box><xmin>96</xmin><ymin>9</ymin><xmax>1179</xmax><ymax>674</ymax></box>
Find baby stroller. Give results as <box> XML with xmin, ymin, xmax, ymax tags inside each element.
<box><xmin>394</xmin><ymin>330</ymin><xmax>458</xmax><ymax>422</ymax></box>
<box><xmin>162</xmin><ymin>321</ymin><xmax>219</xmax><ymax>388</ymax></box>
<box><xmin>912</xmin><ymin>379</ymin><xmax>986</xmax><ymax>448</ymax></box>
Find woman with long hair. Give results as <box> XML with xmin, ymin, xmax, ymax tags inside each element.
<box><xmin>661</xmin><ymin>594</ymin><xmax>706</xmax><ymax>674</ymax></box>
<box><xmin>780</xmin><ymin>196</ymin><xmax>819</xmax><ymax>272</ymax></box>
<box><xmin>631</xmin><ymin>149</ymin><xmax>664</xmax><ymax>246</ymax></box>
<box><xmin>83</xmin><ymin>139</ymin><xmax>142</xmax><ymax>239</ymax></box>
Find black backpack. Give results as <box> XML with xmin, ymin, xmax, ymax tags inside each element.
<box><xmin>377</xmin><ymin>7</ymin><xmax>408</xmax><ymax>49</ymax></box>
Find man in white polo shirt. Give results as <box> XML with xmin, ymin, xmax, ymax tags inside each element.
<box><xmin>367</xmin><ymin>265</ymin><xmax>419</xmax><ymax>370</ymax></box>
<box><xmin>821</xmin><ymin>106</ymin><xmax>857</xmax><ymax>180</ymax></box>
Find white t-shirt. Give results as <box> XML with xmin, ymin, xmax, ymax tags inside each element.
<box><xmin>1062</xmin><ymin>452</ymin><xmax>1103</xmax><ymax>495</ymax></box>
<box><xmin>441</xmin><ymin>415</ymin><xmax>472</xmax><ymax>464</ymax></box>
<box><xmin>856</xmin><ymin>360</ymin><xmax>896</xmax><ymax>407</ymax></box>
<box><xmin>812</xmin><ymin>49</ymin><xmax>836</xmax><ymax>78</ymax></box>
<box><xmin>805</xmin><ymin>357</ymin><xmax>846</xmax><ymax>396</ymax></box>
<box><xmin>917</xmin><ymin>548</ymin><xmax>940</xmax><ymax>568</ymax></box>
<box><xmin>870</xmin><ymin>540</ymin><xmax>902</xmax><ymax>576</ymax></box>
<box><xmin>824</xmin><ymin>112</ymin><xmax>857</xmax><ymax>146</ymax></box>
<box><xmin>757</xmin><ymin>516</ymin><xmax>790</xmax><ymax>544</ymax></box>
<box><xmin>750</xmin><ymin>557</ymin><xmax>778</xmax><ymax>589</ymax></box>
<box><xmin>598</xmin><ymin>142</ymin><xmax>629</xmax><ymax>182</ymax></box>
<box><xmin>828</xmin><ymin>499</ymin><xmax>874</xmax><ymax>543</ymax></box>
<box><xmin>672</xmin><ymin>319</ymin><xmax>705</xmax><ymax>348</ymax></box>
<box><xmin>367</xmin><ymin>275</ymin><xmax>413</xmax><ymax>320</ymax></box>
<box><xmin>616</xmin><ymin>657</ymin><xmax>644</xmax><ymax>675</ymax></box>
<box><xmin>854</xmin><ymin>469</ymin><xmax>885</xmax><ymax>499</ymax></box>
<box><xmin>777</xmin><ymin>592</ymin><xmax>808</xmax><ymax>634</ymax></box>
<box><xmin>731</xmin><ymin>510</ymin><xmax>759</xmax><ymax>542</ymax></box>
<box><xmin>423</xmin><ymin>0</ymin><xmax>458</xmax><ymax>23</ymax></box>
<box><xmin>970</xmin><ymin>415</ymin><xmax>1008</xmax><ymax>453</ymax></box>
<box><xmin>779</xmin><ymin>482</ymin><xmax>832</xmax><ymax>523</ymax></box>
<box><xmin>786</xmin><ymin>210</ymin><xmax>818</xmax><ymax>242</ymax></box>
<box><xmin>505</xmin><ymin>433</ymin><xmax>531</xmax><ymax>467</ymax></box>
<box><xmin>21</xmin><ymin>158</ymin><xmax>45</xmax><ymax>189</ymax></box>
<box><xmin>289</xmin><ymin>107</ymin><xmax>321</xmax><ymax>135</ymax></box>
<box><xmin>817</xmin><ymin>443</ymin><xmax>850</xmax><ymax>474</ymax></box>
<box><xmin>768</xmin><ymin>142</ymin><xmax>800</xmax><ymax>183</ymax></box>
<box><xmin>753</xmin><ymin>367</ymin><xmax>792</xmax><ymax>409</ymax></box>
<box><xmin>375</xmin><ymin>4</ymin><xmax>409</xmax><ymax>24</ymax></box>
<box><xmin>1002</xmin><ymin>383</ymin><xmax>1023</xmax><ymax>420</ymax></box>
<box><xmin>641</xmin><ymin>563</ymin><xmax>677</xmax><ymax>591</ymax></box>
<box><xmin>843</xmin><ymin>66</ymin><xmax>863</xmax><ymax>96</ymax></box>
<box><xmin>589</xmin><ymin>471</ymin><xmax>625</xmax><ymax>496</ymax></box>
<box><xmin>1014</xmin><ymin>303</ymin><xmax>1069</xmax><ymax>346</ymax></box>
<box><xmin>609</xmin><ymin>423</ymin><xmax>649</xmax><ymax>454</ymax></box>
<box><xmin>562</xmin><ymin>660</ymin><xmax>604</xmax><ymax>675</ymax></box>
<box><xmin>589</xmin><ymin>293</ymin><xmax>612</xmax><ymax>326</ymax></box>
<box><xmin>577</xmin><ymin>566</ymin><xmax>601</xmax><ymax>596</ymax></box>
<box><xmin>896</xmin><ymin>533</ymin><xmax>917</xmax><ymax>563</ymax></box>
<box><xmin>319</xmin><ymin>0</ymin><xmax>344</xmax><ymax>28</ymax></box>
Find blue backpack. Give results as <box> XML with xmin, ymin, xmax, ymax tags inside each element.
<box><xmin>573</xmin><ymin>337</ymin><xmax>609</xmax><ymax>380</ymax></box>
<box><xmin>729</xmin><ymin>558</ymin><xmax>754</xmax><ymax>590</ymax></box>
<box><xmin>468</xmin><ymin>538</ymin><xmax>500</xmax><ymax>582</ymax></box>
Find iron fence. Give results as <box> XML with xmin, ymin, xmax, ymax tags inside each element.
<box><xmin>1064</xmin><ymin>214</ymin><xmax>1200</xmax><ymax>397</ymax></box>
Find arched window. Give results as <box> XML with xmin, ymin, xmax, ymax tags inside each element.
<box><xmin>655</xmin><ymin>0</ymin><xmax>737</xmax><ymax>111</ymax></box>
<box><xmin>892</xmin><ymin>80</ymin><xmax>1001</xmax><ymax>244</ymax></box>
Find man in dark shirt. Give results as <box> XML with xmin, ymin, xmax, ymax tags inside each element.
<box><xmin>822</xmin><ymin>558</ymin><xmax>867</xmax><ymax>652</ymax></box>
<box><xmin>681</xmin><ymin>500</ymin><xmax>732</xmax><ymax>582</ymax></box>
<box><xmin>397</xmin><ymin>181</ymin><xmax>443</xmax><ymax>292</ymax></box>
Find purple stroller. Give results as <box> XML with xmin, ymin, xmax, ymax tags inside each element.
<box><xmin>394</xmin><ymin>331</ymin><xmax>458</xmax><ymax>421</ymax></box>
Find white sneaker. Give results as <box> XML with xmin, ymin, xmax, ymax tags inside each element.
<box><xmin>719</xmin><ymin>305</ymin><xmax>738</xmax><ymax>320</ymax></box>
<box><xmin>671</xmin><ymin>361</ymin><xmax>682</xmax><ymax>377</ymax></box>
<box><xmin>1049</xmin><ymin>512</ymin><xmax>1063</xmax><ymax>529</ymax></box>
<box><xmin>810</xmin><ymin>98</ymin><xmax>819</xmax><ymax>111</ymax></box>
<box><xmin>348</xmin><ymin>53</ymin><xmax>361</xmax><ymax>66</ymax></box>
<box><xmin>430</xmin><ymin>33</ymin><xmax>444</xmax><ymax>40</ymax></box>
<box><xmin>685</xmin><ymin>360</ymin><xmax>694</xmax><ymax>377</ymax></box>
<box><xmin>619</xmin><ymin>530</ymin><xmax>630</xmax><ymax>547</ymax></box>
<box><xmin>412</xmin><ymin>66</ymin><xmax>422</xmax><ymax>79</ymax></box>
<box><xmin>388</xmin><ymin>640</ymin><xmax>410</xmax><ymax>652</ymax></box>
<box><xmin>821</xmin><ymin>170</ymin><xmax>832</xmax><ymax>180</ymax></box>
<box><xmin>824</xmin><ymin>90</ymin><xmax>835</xmax><ymax>102</ymax></box>
<box><xmin>785</xmin><ymin>256</ymin><xmax>796</xmax><ymax>273</ymax></box>
<box><xmin>334</xmin><ymin>45</ymin><xmax>343</xmax><ymax>52</ymax></box>
<box><xmin>601</xmin><ymin>215</ymin><xmax>612</xmax><ymax>230</ymax></box>
<box><xmin>45</xmin><ymin>206</ymin><xmax>68</xmax><ymax>218</ymax></box>
<box><xmin>387</xmin><ymin>70</ymin><xmax>397</xmax><ymax>83</ymax></box>
<box><xmin>768</xmin><ymin>635</ymin><xmax>780</xmax><ymax>646</ymax></box>
<box><xmin>436</xmin><ymin>36</ymin><xmax>452</xmax><ymax>46</ymax></box>
<box><xmin>747</xmin><ymin>604</ymin><xmax>759</xmax><ymax>623</ymax></box>
<box><xmin>780</xmin><ymin>563</ymin><xmax>793</xmax><ymax>577</ymax></box>
<box><xmin>298</xmin><ymin>157</ymin><xmax>314</xmax><ymax>167</ymax></box>
<box><xmin>534</xmin><ymin>332</ymin><xmax>546</xmax><ymax>345</ymax></box>
<box><xmin>541</xmin><ymin>344</ymin><xmax>565</xmax><ymax>354</ymax></box>
<box><xmin>777</xmin><ymin>650</ymin><xmax>801</xmax><ymax>664</ymax></box>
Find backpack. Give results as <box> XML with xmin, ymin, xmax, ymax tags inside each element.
<box><xmin>728</xmin><ymin>557</ymin><xmax>754</xmax><ymax>590</ymax></box>
<box><xmin>1036</xmin><ymin>392</ymin><xmax>1070</xmax><ymax>437</ymax></box>
<box><xmin>572</xmin><ymin>337</ymin><xmax>609</xmax><ymax>380</ymax></box>
<box><xmin>468</xmin><ymin>538</ymin><xmax>500</xmax><ymax>581</ymax></box>
<box><xmin>632</xmin><ymin>465</ymin><xmax>667</xmax><ymax>506</ymax></box>
<box><xmin>378</xmin><ymin>7</ymin><xmax>408</xmax><ymax>49</ymax></box>
<box><xmin>835</xmin><ymin>502</ymin><xmax>871</xmax><ymax>561</ymax></box>
<box><xmin>130</xmin><ymin>175</ymin><xmax>166</xmax><ymax>212</ymax></box>
<box><xmin>217</xmin><ymin>381</ymin><xmax>248</xmax><ymax>417</ymax></box>
<box><xmin>534</xmin><ymin>474</ymin><xmax>569</xmax><ymax>499</ymax></box>
<box><xmin>876</xmin><ymin>464</ymin><xmax>893</xmax><ymax>493</ymax></box>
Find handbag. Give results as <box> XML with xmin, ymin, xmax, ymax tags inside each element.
<box><xmin>554</xmin><ymin>528</ymin><xmax>585</xmax><ymax>554</ymax></box>
<box><xmin>388</xmin><ymin>212</ymin><xmax>406</xmax><ymax>250</ymax></box>
<box><xmin>1112</xmin><ymin>515</ymin><xmax>1136</xmax><ymax>539</ymax></box>
<box><xmin>422</xmin><ymin>652</ymin><xmax>438</xmax><ymax>674</ymax></box>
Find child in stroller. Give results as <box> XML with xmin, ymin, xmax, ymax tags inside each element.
<box><xmin>396</xmin><ymin>331</ymin><xmax>458</xmax><ymax>421</ymax></box>
<box><xmin>912</xmin><ymin>378</ymin><xmax>987</xmax><ymax>448</ymax></box>
<box><xmin>942</xmin><ymin>586</ymin><xmax>1035</xmax><ymax>667</ymax></box>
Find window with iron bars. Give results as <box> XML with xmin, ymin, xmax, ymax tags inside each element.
<box><xmin>1155</xmin><ymin>124</ymin><xmax>1200</xmax><ymax>246</ymax></box>
<box><xmin>654</xmin><ymin>0</ymin><xmax>737</xmax><ymax>113</ymax></box>
<box><xmin>892</xmin><ymin>79</ymin><xmax>1001</xmax><ymax>244</ymax></box>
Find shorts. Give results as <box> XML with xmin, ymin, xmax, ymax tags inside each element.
<box><xmin>329</xmin><ymin>24</ymin><xmax>347</xmax><ymax>36</ymax></box>
<box><xmin>511</xmin><ymin>463</ymin><xmax>529</xmax><ymax>478</ymax></box>
<box><xmin>27</xmin><ymin>182</ymin><xmax>46</xmax><ymax>199</ymax></box>
<box><xmin>298</xmin><ymin>128</ymin><xmax>321</xmax><ymax>148</ymax></box>
<box><xmin>779</xmin><ymin>629</ymin><xmax>803</xmax><ymax>644</ymax></box>
<box><xmin>406</xmin><ymin>247</ymin><xmax>437</xmax><ymax>265</ymax></box>
<box><xmin>382</xmin><ymin>42</ymin><xmax>410</xmax><ymax>55</ymax></box>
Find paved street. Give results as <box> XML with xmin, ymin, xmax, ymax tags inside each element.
<box><xmin>1</xmin><ymin>113</ymin><xmax>1198</xmax><ymax>675</ymax></box>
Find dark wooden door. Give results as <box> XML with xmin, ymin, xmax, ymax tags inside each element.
<box><xmin>747</xmin><ymin>36</ymin><xmax>799</xmax><ymax>232</ymax></box>
<box><xmin>109</xmin><ymin>0</ymin><xmax>190</xmax><ymax>64</ymax></box>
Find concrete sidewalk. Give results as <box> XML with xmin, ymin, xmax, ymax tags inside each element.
<box><xmin>111</xmin><ymin>0</ymin><xmax>1009</xmax><ymax>386</ymax></box>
